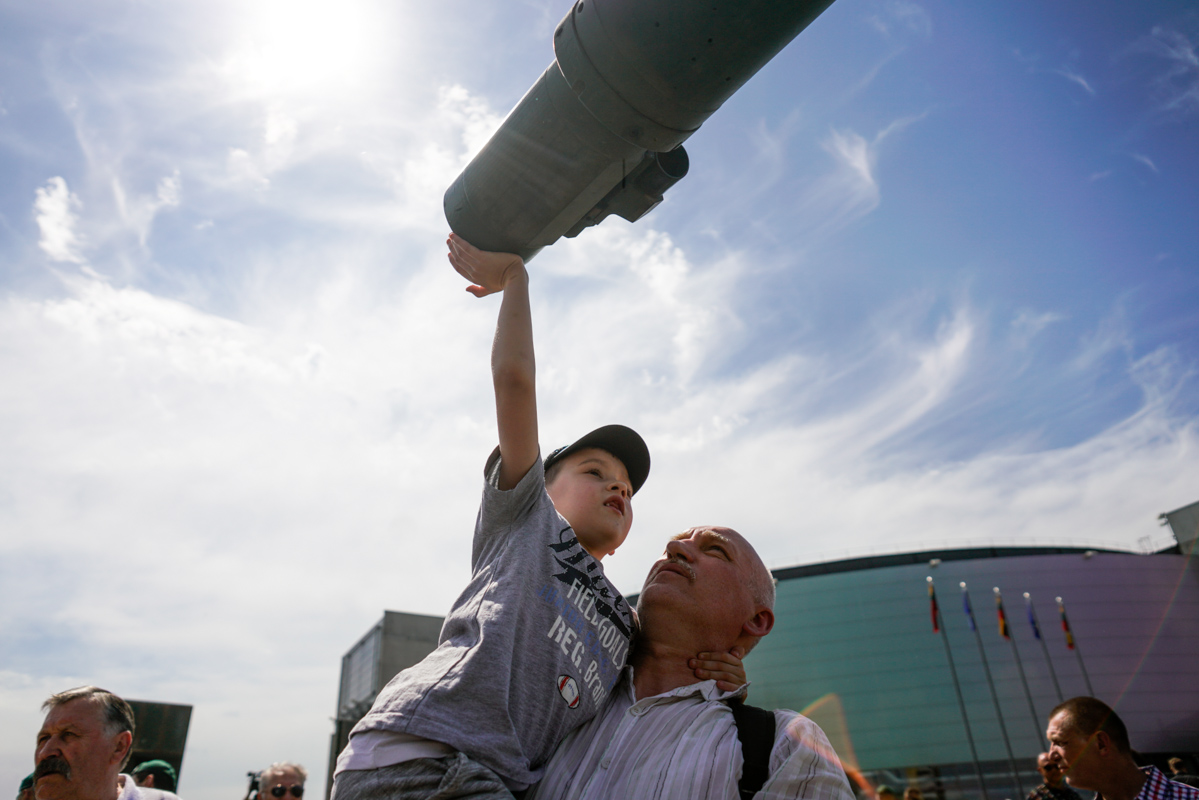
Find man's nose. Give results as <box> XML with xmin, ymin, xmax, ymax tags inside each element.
<box><xmin>608</xmin><ymin>477</ymin><xmax>630</xmax><ymax>498</ymax></box>
<box><xmin>665</xmin><ymin>537</ymin><xmax>695</xmax><ymax>560</ymax></box>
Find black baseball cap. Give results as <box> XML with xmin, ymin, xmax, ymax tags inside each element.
<box><xmin>544</xmin><ymin>424</ymin><xmax>650</xmax><ymax>495</ymax></box>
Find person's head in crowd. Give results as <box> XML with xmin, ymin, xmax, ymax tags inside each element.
<box><xmin>903</xmin><ymin>787</ymin><xmax>923</xmax><ymax>800</ymax></box>
<box><xmin>636</xmin><ymin>526</ymin><xmax>775</xmax><ymax>661</ymax></box>
<box><xmin>130</xmin><ymin>762</ymin><xmax>176</xmax><ymax>793</ymax></box>
<box><xmin>17</xmin><ymin>774</ymin><xmax>35</xmax><ymax>800</ymax></box>
<box><xmin>1046</xmin><ymin>696</ymin><xmax>1134</xmax><ymax>792</ymax></box>
<box><xmin>1170</xmin><ymin>758</ymin><xmax>1186</xmax><ymax>776</ymax></box>
<box><xmin>876</xmin><ymin>785</ymin><xmax>897</xmax><ymax>800</ymax></box>
<box><xmin>258</xmin><ymin>765</ymin><xmax>306</xmax><ymax>800</ymax></box>
<box><xmin>1037</xmin><ymin>752</ymin><xmax>1066</xmax><ymax>788</ymax></box>
<box><xmin>34</xmin><ymin>686</ymin><xmax>136</xmax><ymax>800</ymax></box>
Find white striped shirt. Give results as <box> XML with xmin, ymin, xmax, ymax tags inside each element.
<box><xmin>526</xmin><ymin>671</ymin><xmax>855</xmax><ymax>800</ymax></box>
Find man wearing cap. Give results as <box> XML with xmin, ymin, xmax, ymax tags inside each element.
<box><xmin>17</xmin><ymin>774</ymin><xmax>35</xmax><ymax>800</ymax></box>
<box><xmin>130</xmin><ymin>762</ymin><xmax>176</xmax><ymax>794</ymax></box>
<box><xmin>33</xmin><ymin>686</ymin><xmax>179</xmax><ymax>800</ymax></box>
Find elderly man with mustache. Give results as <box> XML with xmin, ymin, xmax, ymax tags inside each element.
<box><xmin>34</xmin><ymin>687</ymin><xmax>179</xmax><ymax>800</ymax></box>
<box><xmin>526</xmin><ymin>526</ymin><xmax>855</xmax><ymax>800</ymax></box>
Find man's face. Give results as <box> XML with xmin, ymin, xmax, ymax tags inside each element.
<box><xmin>1046</xmin><ymin>712</ymin><xmax>1099</xmax><ymax>791</ymax></box>
<box><xmin>260</xmin><ymin>769</ymin><xmax>305</xmax><ymax>800</ymax></box>
<box><xmin>34</xmin><ymin>700</ymin><xmax>129</xmax><ymax>800</ymax></box>
<box><xmin>640</xmin><ymin>526</ymin><xmax>770</xmax><ymax>642</ymax></box>
<box><xmin>1037</xmin><ymin>754</ymin><xmax>1064</xmax><ymax>788</ymax></box>
<box><xmin>546</xmin><ymin>448</ymin><xmax>633</xmax><ymax>560</ymax></box>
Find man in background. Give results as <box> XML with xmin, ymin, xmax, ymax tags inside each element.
<box><xmin>33</xmin><ymin>686</ymin><xmax>178</xmax><ymax>800</ymax></box>
<box><xmin>1169</xmin><ymin>759</ymin><xmax>1199</xmax><ymax>789</ymax></box>
<box><xmin>1028</xmin><ymin>752</ymin><xmax>1081</xmax><ymax>800</ymax></box>
<box><xmin>130</xmin><ymin>763</ymin><xmax>176</xmax><ymax>794</ymax></box>
<box><xmin>1047</xmin><ymin>697</ymin><xmax>1199</xmax><ymax>800</ymax></box>
<box><xmin>256</xmin><ymin>765</ymin><xmax>306</xmax><ymax>800</ymax></box>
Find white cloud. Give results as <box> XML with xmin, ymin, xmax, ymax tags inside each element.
<box><xmin>34</xmin><ymin>177</ymin><xmax>85</xmax><ymax>264</ymax></box>
<box><xmin>796</xmin><ymin>113</ymin><xmax>925</xmax><ymax>238</ymax></box>
<box><xmin>1011</xmin><ymin>308</ymin><xmax>1066</xmax><ymax>348</ymax></box>
<box><xmin>1131</xmin><ymin>152</ymin><xmax>1160</xmax><ymax>173</ymax></box>
<box><xmin>1131</xmin><ymin>26</ymin><xmax>1199</xmax><ymax>116</ymax></box>
<box><xmin>1056</xmin><ymin>68</ymin><xmax>1096</xmax><ymax>95</ymax></box>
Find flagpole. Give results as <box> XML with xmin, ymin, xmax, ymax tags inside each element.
<box><xmin>929</xmin><ymin>578</ymin><xmax>990</xmax><ymax>800</ymax></box>
<box><xmin>1056</xmin><ymin>596</ymin><xmax>1095</xmax><ymax>696</ymax></box>
<box><xmin>962</xmin><ymin>582</ymin><xmax>1025</xmax><ymax>796</ymax></box>
<box><xmin>1025</xmin><ymin>593</ymin><xmax>1063</xmax><ymax>702</ymax></box>
<box><xmin>996</xmin><ymin>587</ymin><xmax>1047</xmax><ymax>750</ymax></box>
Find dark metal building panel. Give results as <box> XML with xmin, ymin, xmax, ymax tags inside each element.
<box><xmin>125</xmin><ymin>700</ymin><xmax>192</xmax><ymax>787</ymax></box>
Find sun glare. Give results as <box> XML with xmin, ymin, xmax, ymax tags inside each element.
<box><xmin>231</xmin><ymin>0</ymin><xmax>390</xmax><ymax>100</ymax></box>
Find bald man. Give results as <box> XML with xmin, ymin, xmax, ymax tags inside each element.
<box><xmin>527</xmin><ymin>526</ymin><xmax>854</xmax><ymax>800</ymax></box>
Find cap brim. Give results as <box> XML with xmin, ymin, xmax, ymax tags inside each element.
<box><xmin>544</xmin><ymin>424</ymin><xmax>650</xmax><ymax>495</ymax></box>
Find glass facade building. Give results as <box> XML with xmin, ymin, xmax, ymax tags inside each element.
<box><xmin>748</xmin><ymin>546</ymin><xmax>1199</xmax><ymax>800</ymax></box>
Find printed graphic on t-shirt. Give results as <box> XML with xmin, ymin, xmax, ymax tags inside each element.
<box><xmin>539</xmin><ymin>525</ymin><xmax>632</xmax><ymax>708</ymax></box>
<box><xmin>557</xmin><ymin>675</ymin><xmax>581</xmax><ymax>708</ymax></box>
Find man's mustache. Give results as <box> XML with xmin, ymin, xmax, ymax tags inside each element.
<box><xmin>659</xmin><ymin>557</ymin><xmax>695</xmax><ymax>582</ymax></box>
<box><xmin>35</xmin><ymin>756</ymin><xmax>71</xmax><ymax>781</ymax></box>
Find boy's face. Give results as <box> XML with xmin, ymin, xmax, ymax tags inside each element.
<box><xmin>546</xmin><ymin>448</ymin><xmax>633</xmax><ymax>560</ymax></box>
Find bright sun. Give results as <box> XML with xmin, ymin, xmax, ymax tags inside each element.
<box><xmin>230</xmin><ymin>0</ymin><xmax>389</xmax><ymax>100</ymax></box>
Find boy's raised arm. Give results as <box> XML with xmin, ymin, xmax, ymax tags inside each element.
<box><xmin>447</xmin><ymin>233</ymin><xmax>539</xmax><ymax>490</ymax></box>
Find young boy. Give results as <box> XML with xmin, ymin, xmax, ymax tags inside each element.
<box><xmin>332</xmin><ymin>235</ymin><xmax>737</xmax><ymax>799</ymax></box>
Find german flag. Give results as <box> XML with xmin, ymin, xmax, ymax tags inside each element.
<box><xmin>927</xmin><ymin>577</ymin><xmax>940</xmax><ymax>633</ymax></box>
<box><xmin>1057</xmin><ymin>596</ymin><xmax>1076</xmax><ymax>650</ymax></box>
<box><xmin>994</xmin><ymin>588</ymin><xmax>1010</xmax><ymax>639</ymax></box>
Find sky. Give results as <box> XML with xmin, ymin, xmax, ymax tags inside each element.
<box><xmin>1</xmin><ymin>0</ymin><xmax>1197</xmax><ymax>796</ymax></box>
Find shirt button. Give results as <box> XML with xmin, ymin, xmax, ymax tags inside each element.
<box><xmin>601</xmin><ymin>757</ymin><xmax>611</xmax><ymax>769</ymax></box>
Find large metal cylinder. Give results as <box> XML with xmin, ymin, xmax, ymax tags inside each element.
<box><xmin>445</xmin><ymin>0</ymin><xmax>837</xmax><ymax>261</ymax></box>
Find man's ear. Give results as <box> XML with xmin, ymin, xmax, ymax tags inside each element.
<box><xmin>1093</xmin><ymin>731</ymin><xmax>1112</xmax><ymax>756</ymax></box>
<box><xmin>110</xmin><ymin>730</ymin><xmax>132</xmax><ymax>767</ymax></box>
<box><xmin>743</xmin><ymin>607</ymin><xmax>774</xmax><ymax>639</ymax></box>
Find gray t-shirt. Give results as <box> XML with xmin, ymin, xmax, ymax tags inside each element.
<box><xmin>348</xmin><ymin>452</ymin><xmax>635</xmax><ymax>790</ymax></box>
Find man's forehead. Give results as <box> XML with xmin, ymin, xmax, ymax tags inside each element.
<box><xmin>42</xmin><ymin>698</ymin><xmax>102</xmax><ymax>728</ymax></box>
<box><xmin>672</xmin><ymin>526</ymin><xmax>739</xmax><ymax>543</ymax></box>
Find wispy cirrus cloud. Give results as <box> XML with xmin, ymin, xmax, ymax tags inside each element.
<box><xmin>1131</xmin><ymin>152</ymin><xmax>1160</xmax><ymax>173</ymax></box>
<box><xmin>1055</xmin><ymin>68</ymin><xmax>1096</xmax><ymax>95</ymax></box>
<box><xmin>1130</xmin><ymin>25</ymin><xmax>1199</xmax><ymax>116</ymax></box>
<box><xmin>795</xmin><ymin>113</ymin><xmax>927</xmax><ymax>238</ymax></box>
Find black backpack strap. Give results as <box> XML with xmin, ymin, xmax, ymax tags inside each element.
<box><xmin>729</xmin><ymin>698</ymin><xmax>777</xmax><ymax>799</ymax></box>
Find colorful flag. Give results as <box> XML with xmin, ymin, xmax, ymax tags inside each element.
<box><xmin>1025</xmin><ymin>593</ymin><xmax>1042</xmax><ymax>640</ymax></box>
<box><xmin>961</xmin><ymin>583</ymin><xmax>977</xmax><ymax>632</ymax></box>
<box><xmin>1057</xmin><ymin>596</ymin><xmax>1076</xmax><ymax>650</ymax></box>
<box><xmin>994</xmin><ymin>588</ymin><xmax>1010</xmax><ymax>639</ymax></box>
<box><xmin>928</xmin><ymin>578</ymin><xmax>940</xmax><ymax>633</ymax></box>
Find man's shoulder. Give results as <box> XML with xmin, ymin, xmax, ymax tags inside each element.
<box><xmin>1139</xmin><ymin>766</ymin><xmax>1199</xmax><ymax>800</ymax></box>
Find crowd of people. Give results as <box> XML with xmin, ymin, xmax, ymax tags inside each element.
<box><xmin>19</xmin><ymin>237</ymin><xmax>1199</xmax><ymax>800</ymax></box>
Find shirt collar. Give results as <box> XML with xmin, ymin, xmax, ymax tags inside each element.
<box><xmin>622</xmin><ymin>666</ymin><xmax>750</xmax><ymax>708</ymax></box>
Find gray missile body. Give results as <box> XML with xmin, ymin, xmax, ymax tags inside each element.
<box><xmin>444</xmin><ymin>0</ymin><xmax>837</xmax><ymax>261</ymax></box>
